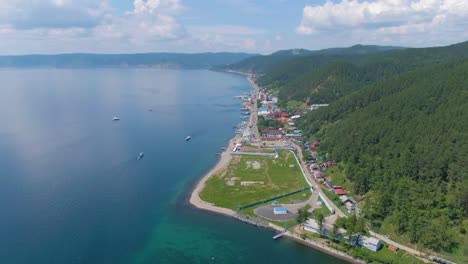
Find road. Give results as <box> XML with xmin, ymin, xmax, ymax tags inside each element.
<box><xmin>291</xmin><ymin>141</ymin><xmax>434</xmax><ymax>263</ymax></box>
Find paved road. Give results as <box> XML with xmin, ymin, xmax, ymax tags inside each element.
<box><xmin>291</xmin><ymin>141</ymin><xmax>347</xmax><ymax>218</ymax></box>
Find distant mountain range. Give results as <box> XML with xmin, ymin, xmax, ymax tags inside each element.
<box><xmin>0</xmin><ymin>52</ymin><xmax>256</xmax><ymax>69</ymax></box>
<box><xmin>215</xmin><ymin>45</ymin><xmax>404</xmax><ymax>73</ymax></box>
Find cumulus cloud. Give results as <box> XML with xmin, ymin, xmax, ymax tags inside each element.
<box><xmin>0</xmin><ymin>0</ymin><xmax>186</xmax><ymax>53</ymax></box>
<box><xmin>296</xmin><ymin>0</ymin><xmax>468</xmax><ymax>46</ymax></box>
<box><xmin>0</xmin><ymin>0</ymin><xmax>110</xmax><ymax>29</ymax></box>
<box><xmin>95</xmin><ymin>0</ymin><xmax>186</xmax><ymax>42</ymax></box>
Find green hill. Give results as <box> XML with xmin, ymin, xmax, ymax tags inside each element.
<box><xmin>258</xmin><ymin>41</ymin><xmax>468</xmax><ymax>105</ymax></box>
<box><xmin>219</xmin><ymin>45</ymin><xmax>401</xmax><ymax>74</ymax></box>
<box><xmin>302</xmin><ymin>59</ymin><xmax>468</xmax><ymax>257</ymax></box>
<box><xmin>246</xmin><ymin>40</ymin><xmax>468</xmax><ymax>261</ymax></box>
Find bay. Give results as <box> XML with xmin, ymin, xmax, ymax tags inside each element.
<box><xmin>0</xmin><ymin>68</ymin><xmax>346</xmax><ymax>264</ymax></box>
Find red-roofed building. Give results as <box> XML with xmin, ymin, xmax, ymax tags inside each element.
<box><xmin>388</xmin><ymin>245</ymin><xmax>399</xmax><ymax>252</ymax></box>
<box><xmin>333</xmin><ymin>186</ymin><xmax>347</xmax><ymax>195</ymax></box>
<box><xmin>261</xmin><ymin>129</ymin><xmax>284</xmax><ymax>140</ymax></box>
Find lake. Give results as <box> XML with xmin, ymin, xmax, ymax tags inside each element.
<box><xmin>0</xmin><ymin>68</ymin><xmax>346</xmax><ymax>264</ymax></box>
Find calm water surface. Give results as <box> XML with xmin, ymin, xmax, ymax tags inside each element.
<box><xmin>0</xmin><ymin>69</ymin><xmax>346</xmax><ymax>264</ymax></box>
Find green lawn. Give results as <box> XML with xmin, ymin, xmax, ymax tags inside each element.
<box><xmin>200</xmin><ymin>150</ymin><xmax>310</xmax><ymax>210</ymax></box>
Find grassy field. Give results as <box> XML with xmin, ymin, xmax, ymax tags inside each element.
<box><xmin>200</xmin><ymin>150</ymin><xmax>310</xmax><ymax>210</ymax></box>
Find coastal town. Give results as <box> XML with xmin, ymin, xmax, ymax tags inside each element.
<box><xmin>190</xmin><ymin>74</ymin><xmax>454</xmax><ymax>264</ymax></box>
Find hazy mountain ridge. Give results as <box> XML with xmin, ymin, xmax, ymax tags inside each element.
<box><xmin>0</xmin><ymin>52</ymin><xmax>256</xmax><ymax>69</ymax></box>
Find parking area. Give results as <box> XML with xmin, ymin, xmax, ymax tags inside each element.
<box><xmin>254</xmin><ymin>205</ymin><xmax>297</xmax><ymax>222</ymax></box>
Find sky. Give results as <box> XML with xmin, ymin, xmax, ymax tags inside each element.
<box><xmin>0</xmin><ymin>0</ymin><xmax>467</xmax><ymax>55</ymax></box>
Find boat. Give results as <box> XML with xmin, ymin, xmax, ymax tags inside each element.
<box><xmin>220</xmin><ymin>147</ymin><xmax>226</xmax><ymax>150</ymax></box>
<box><xmin>137</xmin><ymin>152</ymin><xmax>144</xmax><ymax>160</ymax></box>
<box><xmin>185</xmin><ymin>136</ymin><xmax>192</xmax><ymax>141</ymax></box>
<box><xmin>112</xmin><ymin>116</ymin><xmax>120</xmax><ymax>121</ymax></box>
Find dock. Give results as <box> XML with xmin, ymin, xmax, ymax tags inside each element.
<box><xmin>273</xmin><ymin>231</ymin><xmax>286</xmax><ymax>239</ymax></box>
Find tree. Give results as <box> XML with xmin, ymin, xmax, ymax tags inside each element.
<box><xmin>317</xmin><ymin>212</ymin><xmax>325</xmax><ymax>235</ymax></box>
<box><xmin>296</xmin><ymin>205</ymin><xmax>312</xmax><ymax>224</ymax></box>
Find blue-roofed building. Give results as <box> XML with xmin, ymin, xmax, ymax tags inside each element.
<box><xmin>273</xmin><ymin>207</ymin><xmax>288</xmax><ymax>215</ymax></box>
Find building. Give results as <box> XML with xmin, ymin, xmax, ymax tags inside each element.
<box><xmin>262</xmin><ymin>129</ymin><xmax>283</xmax><ymax>140</ymax></box>
<box><xmin>388</xmin><ymin>245</ymin><xmax>399</xmax><ymax>252</ymax></box>
<box><xmin>339</xmin><ymin>195</ymin><xmax>350</xmax><ymax>204</ymax></box>
<box><xmin>313</xmin><ymin>170</ymin><xmax>324</xmax><ymax>179</ymax></box>
<box><xmin>358</xmin><ymin>236</ymin><xmax>382</xmax><ymax>252</ymax></box>
<box><xmin>333</xmin><ymin>186</ymin><xmax>347</xmax><ymax>195</ymax></box>
<box><xmin>310</xmin><ymin>104</ymin><xmax>329</xmax><ymax>110</ymax></box>
<box><xmin>273</xmin><ymin>207</ymin><xmax>288</xmax><ymax>215</ymax></box>
<box><xmin>303</xmin><ymin>219</ymin><xmax>321</xmax><ymax>234</ymax></box>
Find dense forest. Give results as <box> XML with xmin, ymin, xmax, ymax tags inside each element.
<box><xmin>257</xmin><ymin>41</ymin><xmax>468</xmax><ymax>105</ymax></box>
<box><xmin>227</xmin><ymin>41</ymin><xmax>468</xmax><ymax>258</ymax></box>
<box><xmin>304</xmin><ymin>60</ymin><xmax>468</xmax><ymax>253</ymax></box>
<box><xmin>218</xmin><ymin>45</ymin><xmax>401</xmax><ymax>74</ymax></box>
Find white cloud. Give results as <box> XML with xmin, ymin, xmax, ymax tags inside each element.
<box><xmin>189</xmin><ymin>25</ymin><xmax>265</xmax><ymax>36</ymax></box>
<box><xmin>296</xmin><ymin>0</ymin><xmax>468</xmax><ymax>47</ymax></box>
<box><xmin>0</xmin><ymin>0</ymin><xmax>186</xmax><ymax>53</ymax></box>
<box><xmin>0</xmin><ymin>0</ymin><xmax>110</xmax><ymax>29</ymax></box>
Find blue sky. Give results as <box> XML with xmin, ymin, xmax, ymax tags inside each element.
<box><xmin>0</xmin><ymin>0</ymin><xmax>467</xmax><ymax>55</ymax></box>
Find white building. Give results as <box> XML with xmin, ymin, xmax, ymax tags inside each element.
<box><xmin>358</xmin><ymin>236</ymin><xmax>382</xmax><ymax>252</ymax></box>
<box><xmin>310</xmin><ymin>104</ymin><xmax>329</xmax><ymax>110</ymax></box>
<box><xmin>303</xmin><ymin>219</ymin><xmax>321</xmax><ymax>234</ymax></box>
<box><xmin>273</xmin><ymin>207</ymin><xmax>288</xmax><ymax>215</ymax></box>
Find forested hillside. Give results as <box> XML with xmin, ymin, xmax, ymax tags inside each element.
<box><xmin>219</xmin><ymin>45</ymin><xmax>401</xmax><ymax>74</ymax></box>
<box><xmin>299</xmin><ymin>59</ymin><xmax>468</xmax><ymax>256</ymax></box>
<box><xmin>258</xmin><ymin>41</ymin><xmax>468</xmax><ymax>105</ymax></box>
<box><xmin>240</xmin><ymin>41</ymin><xmax>468</xmax><ymax>260</ymax></box>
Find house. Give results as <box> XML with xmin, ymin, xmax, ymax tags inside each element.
<box><xmin>262</xmin><ymin>129</ymin><xmax>283</xmax><ymax>140</ymax></box>
<box><xmin>303</xmin><ymin>219</ymin><xmax>321</xmax><ymax>234</ymax></box>
<box><xmin>358</xmin><ymin>236</ymin><xmax>382</xmax><ymax>252</ymax></box>
<box><xmin>388</xmin><ymin>245</ymin><xmax>399</xmax><ymax>252</ymax></box>
<box><xmin>273</xmin><ymin>207</ymin><xmax>287</xmax><ymax>215</ymax></box>
<box><xmin>339</xmin><ymin>195</ymin><xmax>350</xmax><ymax>204</ymax></box>
<box><xmin>333</xmin><ymin>186</ymin><xmax>347</xmax><ymax>195</ymax></box>
<box><xmin>325</xmin><ymin>180</ymin><xmax>334</xmax><ymax>189</ymax></box>
<box><xmin>310</xmin><ymin>104</ymin><xmax>329</xmax><ymax>110</ymax></box>
<box><xmin>313</xmin><ymin>170</ymin><xmax>324</xmax><ymax>179</ymax></box>
<box><xmin>345</xmin><ymin>202</ymin><xmax>355</xmax><ymax>214</ymax></box>
<box><xmin>277</xmin><ymin>117</ymin><xmax>289</xmax><ymax>123</ymax></box>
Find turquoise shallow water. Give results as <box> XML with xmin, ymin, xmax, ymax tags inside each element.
<box><xmin>0</xmin><ymin>68</ymin><xmax>347</xmax><ymax>264</ymax></box>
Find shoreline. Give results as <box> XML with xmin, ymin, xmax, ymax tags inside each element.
<box><xmin>189</xmin><ymin>74</ymin><xmax>360</xmax><ymax>264</ymax></box>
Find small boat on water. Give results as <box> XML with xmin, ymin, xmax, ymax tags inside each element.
<box><xmin>137</xmin><ymin>152</ymin><xmax>144</xmax><ymax>160</ymax></box>
<box><xmin>220</xmin><ymin>147</ymin><xmax>226</xmax><ymax>150</ymax></box>
<box><xmin>112</xmin><ymin>116</ymin><xmax>120</xmax><ymax>121</ymax></box>
<box><xmin>185</xmin><ymin>136</ymin><xmax>192</xmax><ymax>141</ymax></box>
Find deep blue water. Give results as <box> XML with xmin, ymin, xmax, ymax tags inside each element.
<box><xmin>0</xmin><ymin>68</ymin><xmax>346</xmax><ymax>264</ymax></box>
